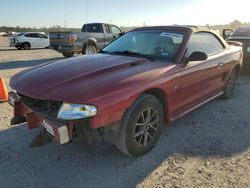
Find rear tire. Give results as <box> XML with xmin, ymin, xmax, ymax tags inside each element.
<box><xmin>115</xmin><ymin>94</ymin><xmax>164</xmax><ymax>157</ymax></box>
<box><xmin>16</xmin><ymin>46</ymin><xmax>22</xmax><ymax>50</ymax></box>
<box><xmin>23</xmin><ymin>42</ymin><xmax>31</xmax><ymax>50</ymax></box>
<box><xmin>82</xmin><ymin>44</ymin><xmax>97</xmax><ymax>55</ymax></box>
<box><xmin>221</xmin><ymin>68</ymin><xmax>237</xmax><ymax>99</ymax></box>
<box><xmin>62</xmin><ymin>52</ymin><xmax>74</xmax><ymax>58</ymax></box>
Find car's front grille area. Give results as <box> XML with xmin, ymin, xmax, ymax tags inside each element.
<box><xmin>18</xmin><ymin>93</ymin><xmax>63</xmax><ymax>121</ymax></box>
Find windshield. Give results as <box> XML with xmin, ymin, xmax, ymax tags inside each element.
<box><xmin>17</xmin><ymin>33</ymin><xmax>24</xmax><ymax>36</ymax></box>
<box><xmin>232</xmin><ymin>27</ymin><xmax>250</xmax><ymax>38</ymax></box>
<box><xmin>102</xmin><ymin>30</ymin><xmax>184</xmax><ymax>60</ymax></box>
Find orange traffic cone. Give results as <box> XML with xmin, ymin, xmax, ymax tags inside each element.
<box><xmin>0</xmin><ymin>77</ymin><xmax>8</xmax><ymax>102</ymax></box>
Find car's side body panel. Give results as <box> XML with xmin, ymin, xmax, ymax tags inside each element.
<box><xmin>89</xmin><ymin>48</ymin><xmax>242</xmax><ymax>128</ymax></box>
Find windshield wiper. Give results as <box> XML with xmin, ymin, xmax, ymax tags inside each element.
<box><xmin>112</xmin><ymin>50</ymin><xmax>155</xmax><ymax>61</ymax></box>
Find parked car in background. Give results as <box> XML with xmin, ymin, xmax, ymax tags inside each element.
<box><xmin>9</xmin><ymin>26</ymin><xmax>242</xmax><ymax>157</ymax></box>
<box><xmin>49</xmin><ymin>23</ymin><xmax>123</xmax><ymax>58</ymax></box>
<box><xmin>223</xmin><ymin>26</ymin><xmax>250</xmax><ymax>62</ymax></box>
<box><xmin>9</xmin><ymin>32</ymin><xmax>49</xmax><ymax>50</ymax></box>
<box><xmin>0</xmin><ymin>32</ymin><xmax>8</xmax><ymax>37</ymax></box>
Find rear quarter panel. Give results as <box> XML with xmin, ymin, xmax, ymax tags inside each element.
<box><xmin>222</xmin><ymin>45</ymin><xmax>243</xmax><ymax>75</ymax></box>
<box><xmin>228</xmin><ymin>38</ymin><xmax>250</xmax><ymax>60</ymax></box>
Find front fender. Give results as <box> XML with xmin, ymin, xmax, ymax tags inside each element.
<box><xmin>89</xmin><ymin>86</ymin><xmax>141</xmax><ymax>129</ymax></box>
<box><xmin>88</xmin><ymin>80</ymin><xmax>171</xmax><ymax>129</ymax></box>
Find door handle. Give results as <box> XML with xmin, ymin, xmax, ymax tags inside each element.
<box><xmin>218</xmin><ymin>62</ymin><xmax>224</xmax><ymax>68</ymax></box>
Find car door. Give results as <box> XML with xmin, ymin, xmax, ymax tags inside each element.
<box><xmin>104</xmin><ymin>24</ymin><xmax>114</xmax><ymax>45</ymax></box>
<box><xmin>175</xmin><ymin>32</ymin><xmax>226</xmax><ymax>116</ymax></box>
<box><xmin>110</xmin><ymin>25</ymin><xmax>122</xmax><ymax>40</ymax></box>
<box><xmin>28</xmin><ymin>33</ymin><xmax>41</xmax><ymax>48</ymax></box>
<box><xmin>38</xmin><ymin>34</ymin><xmax>49</xmax><ymax>48</ymax></box>
<box><xmin>22</xmin><ymin>33</ymin><xmax>33</xmax><ymax>47</ymax></box>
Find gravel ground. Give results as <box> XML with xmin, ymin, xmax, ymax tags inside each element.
<box><xmin>0</xmin><ymin>37</ymin><xmax>250</xmax><ymax>188</ymax></box>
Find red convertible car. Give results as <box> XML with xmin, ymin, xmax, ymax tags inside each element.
<box><xmin>9</xmin><ymin>26</ymin><xmax>243</xmax><ymax>157</ymax></box>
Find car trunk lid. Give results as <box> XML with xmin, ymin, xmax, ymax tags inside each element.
<box><xmin>227</xmin><ymin>37</ymin><xmax>250</xmax><ymax>58</ymax></box>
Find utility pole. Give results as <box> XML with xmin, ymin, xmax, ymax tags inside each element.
<box><xmin>85</xmin><ymin>2</ymin><xmax>88</xmax><ymax>53</ymax></box>
<box><xmin>64</xmin><ymin>20</ymin><xmax>67</xmax><ymax>28</ymax></box>
<box><xmin>85</xmin><ymin>2</ymin><xmax>88</xmax><ymax>24</ymax></box>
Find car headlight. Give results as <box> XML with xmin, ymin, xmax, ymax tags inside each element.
<box><xmin>57</xmin><ymin>103</ymin><xmax>97</xmax><ymax>120</ymax></box>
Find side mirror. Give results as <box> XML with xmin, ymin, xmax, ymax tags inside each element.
<box><xmin>188</xmin><ymin>51</ymin><xmax>208</xmax><ymax>62</ymax></box>
<box><xmin>119</xmin><ymin>31</ymin><xmax>125</xmax><ymax>37</ymax></box>
<box><xmin>222</xmin><ymin>29</ymin><xmax>233</xmax><ymax>39</ymax></box>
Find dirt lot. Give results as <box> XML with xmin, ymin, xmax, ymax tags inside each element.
<box><xmin>0</xmin><ymin>36</ymin><xmax>250</xmax><ymax>188</ymax></box>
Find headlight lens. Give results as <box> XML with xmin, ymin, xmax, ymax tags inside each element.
<box><xmin>57</xmin><ymin>103</ymin><xmax>97</xmax><ymax>120</ymax></box>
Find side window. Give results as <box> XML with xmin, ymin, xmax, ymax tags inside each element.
<box><xmin>232</xmin><ymin>27</ymin><xmax>250</xmax><ymax>37</ymax></box>
<box><xmin>111</xmin><ymin>26</ymin><xmax>122</xmax><ymax>35</ymax></box>
<box><xmin>38</xmin><ymin>34</ymin><xmax>48</xmax><ymax>39</ymax></box>
<box><xmin>82</xmin><ymin>24</ymin><xmax>103</xmax><ymax>33</ymax></box>
<box><xmin>105</xmin><ymin>25</ymin><xmax>111</xmax><ymax>33</ymax></box>
<box><xmin>29</xmin><ymin>33</ymin><xmax>39</xmax><ymax>38</ymax></box>
<box><xmin>188</xmin><ymin>32</ymin><xmax>224</xmax><ymax>56</ymax></box>
<box><xmin>24</xmin><ymin>34</ymin><xmax>29</xmax><ymax>37</ymax></box>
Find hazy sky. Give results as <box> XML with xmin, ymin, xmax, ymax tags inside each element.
<box><xmin>0</xmin><ymin>0</ymin><xmax>249</xmax><ymax>28</ymax></box>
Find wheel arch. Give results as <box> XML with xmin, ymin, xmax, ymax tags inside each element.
<box><xmin>23</xmin><ymin>41</ymin><xmax>31</xmax><ymax>46</ymax></box>
<box><xmin>83</xmin><ymin>37</ymin><xmax>97</xmax><ymax>49</ymax></box>
<box><xmin>234</xmin><ymin>63</ymin><xmax>241</xmax><ymax>78</ymax></box>
<box><xmin>142</xmin><ymin>88</ymin><xmax>169</xmax><ymax>123</ymax></box>
<box><xmin>23</xmin><ymin>41</ymin><xmax>31</xmax><ymax>49</ymax></box>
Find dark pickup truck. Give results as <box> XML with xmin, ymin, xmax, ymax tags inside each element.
<box><xmin>49</xmin><ymin>23</ymin><xmax>123</xmax><ymax>58</ymax></box>
<box><xmin>223</xmin><ymin>26</ymin><xmax>250</xmax><ymax>63</ymax></box>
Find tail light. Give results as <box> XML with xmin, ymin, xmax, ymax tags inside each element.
<box><xmin>69</xmin><ymin>34</ymin><xmax>77</xmax><ymax>43</ymax></box>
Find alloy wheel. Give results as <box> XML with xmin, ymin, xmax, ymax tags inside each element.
<box><xmin>134</xmin><ymin>107</ymin><xmax>159</xmax><ymax>146</ymax></box>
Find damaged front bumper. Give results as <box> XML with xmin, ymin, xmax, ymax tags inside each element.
<box><xmin>8</xmin><ymin>91</ymin><xmax>72</xmax><ymax>144</ymax></box>
<box><xmin>8</xmin><ymin>91</ymin><xmax>121</xmax><ymax>147</ymax></box>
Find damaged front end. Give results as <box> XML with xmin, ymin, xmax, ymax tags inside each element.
<box><xmin>8</xmin><ymin>91</ymin><xmax>118</xmax><ymax>147</ymax></box>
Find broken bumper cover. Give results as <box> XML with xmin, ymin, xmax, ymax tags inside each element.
<box><xmin>8</xmin><ymin>91</ymin><xmax>71</xmax><ymax>144</ymax></box>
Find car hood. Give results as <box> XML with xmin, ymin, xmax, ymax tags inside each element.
<box><xmin>11</xmin><ymin>54</ymin><xmax>175</xmax><ymax>103</ymax></box>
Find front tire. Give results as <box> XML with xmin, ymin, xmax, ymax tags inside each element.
<box><xmin>221</xmin><ymin>68</ymin><xmax>237</xmax><ymax>99</ymax></box>
<box><xmin>23</xmin><ymin>42</ymin><xmax>31</xmax><ymax>50</ymax></box>
<box><xmin>115</xmin><ymin>94</ymin><xmax>164</xmax><ymax>157</ymax></box>
<box><xmin>16</xmin><ymin>46</ymin><xmax>22</xmax><ymax>50</ymax></box>
<box><xmin>82</xmin><ymin>44</ymin><xmax>97</xmax><ymax>55</ymax></box>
